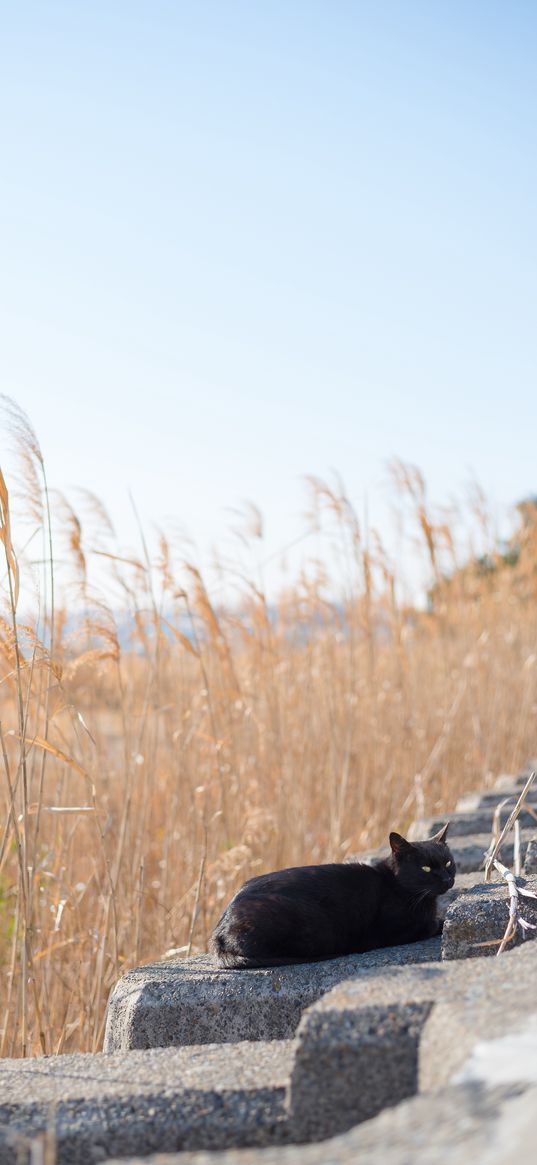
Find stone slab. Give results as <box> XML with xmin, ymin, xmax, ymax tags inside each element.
<box><xmin>456</xmin><ymin>789</ymin><xmax>537</xmax><ymax>812</ymax></box>
<box><xmin>288</xmin><ymin>998</ymin><xmax>432</xmax><ymax>1141</ymax></box>
<box><xmin>290</xmin><ymin>937</ymin><xmax>537</xmax><ymax>1100</ymax></box>
<box><xmin>441</xmin><ymin>877</ymin><xmax>537</xmax><ymax>959</ymax></box>
<box><xmin>408</xmin><ymin>806</ymin><xmax>537</xmax><ymax>839</ymax></box>
<box><xmin>102</xmin><ymin>1082</ymin><xmax>537</xmax><ymax>1165</ymax></box>
<box><xmin>102</xmin><ymin>1006</ymin><xmax>537</xmax><ymax>1165</ymax></box>
<box><xmin>437</xmin><ymin>869</ymin><xmax>502</xmax><ymax>919</ymax></box>
<box><xmin>0</xmin><ymin>1040</ymin><xmax>294</xmax><ymax>1165</ymax></box>
<box><xmin>104</xmin><ymin>938</ymin><xmax>443</xmax><ymax>1054</ymax></box>
<box><xmin>455</xmin><ymin>1011</ymin><xmax>537</xmax><ymax>1087</ymax></box>
<box><xmin>494</xmin><ymin>771</ymin><xmax>536</xmax><ymax>792</ymax></box>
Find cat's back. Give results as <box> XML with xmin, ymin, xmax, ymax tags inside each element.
<box><xmin>211</xmin><ymin>859</ymin><xmax>385</xmax><ymax>966</ymax></box>
<box><xmin>230</xmin><ymin>859</ymin><xmax>381</xmax><ymax>904</ymax></box>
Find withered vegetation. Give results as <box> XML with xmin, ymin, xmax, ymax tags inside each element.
<box><xmin>1</xmin><ymin>398</ymin><xmax>536</xmax><ymax>1056</ymax></box>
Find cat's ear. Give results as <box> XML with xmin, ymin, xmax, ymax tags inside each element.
<box><xmin>389</xmin><ymin>832</ymin><xmax>412</xmax><ymax>857</ymax></box>
<box><xmin>431</xmin><ymin>822</ymin><xmax>449</xmax><ymax>843</ymax></box>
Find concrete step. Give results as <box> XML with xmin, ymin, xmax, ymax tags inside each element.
<box><xmin>7</xmin><ymin>925</ymin><xmax>537</xmax><ymax>1165</ymax></box>
<box><xmin>442</xmin><ymin>875</ymin><xmax>537</xmax><ymax>959</ymax></box>
<box><xmin>494</xmin><ymin>765</ymin><xmax>537</xmax><ymax>792</ymax></box>
<box><xmin>105</xmin><ymin>1083</ymin><xmax>537</xmax><ymax>1165</ymax></box>
<box><xmin>442</xmin><ymin>829</ymin><xmax>537</xmax><ymax>872</ymax></box>
<box><xmin>408</xmin><ymin>805</ymin><xmax>537</xmax><ymax>839</ymax></box>
<box><xmin>103</xmin><ymin>1048</ymin><xmax>537</xmax><ymax>1165</ymax></box>
<box><xmin>456</xmin><ymin>788</ymin><xmax>537</xmax><ymax>812</ymax></box>
<box><xmin>104</xmin><ymin>937</ymin><xmax>443</xmax><ymax>1054</ymax></box>
<box><xmin>0</xmin><ymin>1040</ymin><xmax>295</xmax><ymax>1165</ymax></box>
<box><xmin>102</xmin><ymin>928</ymin><xmax>537</xmax><ymax>1163</ymax></box>
<box><xmin>287</xmin><ymin>932</ymin><xmax>537</xmax><ymax>1142</ymax></box>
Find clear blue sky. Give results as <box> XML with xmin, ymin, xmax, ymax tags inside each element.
<box><xmin>2</xmin><ymin>1</ymin><xmax>537</xmax><ymax>594</ymax></box>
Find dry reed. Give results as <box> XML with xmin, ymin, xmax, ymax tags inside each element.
<box><xmin>1</xmin><ymin>398</ymin><xmax>537</xmax><ymax>1056</ymax></box>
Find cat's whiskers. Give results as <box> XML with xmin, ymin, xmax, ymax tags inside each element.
<box><xmin>409</xmin><ymin>888</ymin><xmax>432</xmax><ymax>911</ymax></box>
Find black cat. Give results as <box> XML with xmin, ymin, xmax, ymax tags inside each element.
<box><xmin>210</xmin><ymin>824</ymin><xmax>455</xmax><ymax>967</ymax></box>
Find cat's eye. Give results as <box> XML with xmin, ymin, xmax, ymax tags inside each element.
<box><xmin>445</xmin><ymin>861</ymin><xmax>452</xmax><ymax>868</ymax></box>
<box><xmin>421</xmin><ymin>865</ymin><xmax>431</xmax><ymax>873</ymax></box>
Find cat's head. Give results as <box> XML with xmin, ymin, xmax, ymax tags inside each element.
<box><xmin>388</xmin><ymin>823</ymin><xmax>456</xmax><ymax>896</ymax></box>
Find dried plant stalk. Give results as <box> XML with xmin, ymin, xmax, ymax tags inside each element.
<box><xmin>492</xmin><ymin>858</ymin><xmax>537</xmax><ymax>954</ymax></box>
<box><xmin>484</xmin><ymin>771</ymin><xmax>537</xmax><ymax>881</ymax></box>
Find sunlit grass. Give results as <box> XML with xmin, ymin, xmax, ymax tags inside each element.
<box><xmin>1</xmin><ymin>398</ymin><xmax>536</xmax><ymax>1056</ymax></box>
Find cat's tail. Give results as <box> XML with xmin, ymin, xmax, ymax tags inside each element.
<box><xmin>209</xmin><ymin>930</ymin><xmax>311</xmax><ymax>969</ymax></box>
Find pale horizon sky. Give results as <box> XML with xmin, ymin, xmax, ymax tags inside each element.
<box><xmin>2</xmin><ymin>1</ymin><xmax>537</xmax><ymax>600</ymax></box>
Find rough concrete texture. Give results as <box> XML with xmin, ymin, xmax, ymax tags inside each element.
<box><xmin>437</xmin><ymin>869</ymin><xmax>502</xmax><ymax>919</ymax></box>
<box><xmin>104</xmin><ymin>938</ymin><xmax>442</xmax><ymax>1053</ymax></box>
<box><xmin>456</xmin><ymin>789</ymin><xmax>537</xmax><ymax>812</ymax></box>
<box><xmin>442</xmin><ymin>876</ymin><xmax>537</xmax><ymax>959</ymax></box>
<box><xmin>104</xmin><ymin>1018</ymin><xmax>537</xmax><ymax>1165</ymax></box>
<box><xmin>289</xmin><ymin>937</ymin><xmax>537</xmax><ymax>1102</ymax></box>
<box><xmin>102</xmin><ymin>1014</ymin><xmax>537</xmax><ymax>1165</ymax></box>
<box><xmin>408</xmin><ymin>806</ymin><xmax>537</xmax><ymax>839</ymax></box>
<box><xmin>288</xmin><ymin>999</ymin><xmax>432</xmax><ymax>1141</ymax></box>
<box><xmin>0</xmin><ymin>1041</ymin><xmax>294</xmax><ymax>1165</ymax></box>
<box><xmin>102</xmin><ymin>1084</ymin><xmax>537</xmax><ymax>1165</ymax></box>
<box><xmin>12</xmin><ymin>949</ymin><xmax>536</xmax><ymax>1165</ymax></box>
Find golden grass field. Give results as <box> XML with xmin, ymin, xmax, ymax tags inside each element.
<box><xmin>1</xmin><ymin>399</ymin><xmax>536</xmax><ymax>1057</ymax></box>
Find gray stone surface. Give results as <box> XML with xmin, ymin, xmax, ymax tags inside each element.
<box><xmin>442</xmin><ymin>877</ymin><xmax>537</xmax><ymax>959</ymax></box>
<box><xmin>0</xmin><ymin>1041</ymin><xmax>294</xmax><ymax>1165</ymax></box>
<box><xmin>456</xmin><ymin>789</ymin><xmax>537</xmax><ymax>812</ymax></box>
<box><xmin>437</xmin><ymin>869</ymin><xmax>502</xmax><ymax>918</ymax></box>
<box><xmin>293</xmin><ymin>938</ymin><xmax>537</xmax><ymax>1094</ymax></box>
<box><xmin>103</xmin><ymin>1083</ymin><xmax>537</xmax><ymax>1165</ymax></box>
<box><xmin>408</xmin><ymin>806</ymin><xmax>537</xmax><ymax>839</ymax></box>
<box><xmin>439</xmin><ymin>829</ymin><xmax>536</xmax><ymax>872</ymax></box>
<box><xmin>104</xmin><ymin>939</ymin><xmax>443</xmax><ymax>1054</ymax></box>
<box><xmin>288</xmin><ymin>999</ymin><xmax>432</xmax><ymax>1141</ymax></box>
<box><xmin>103</xmin><ymin>1011</ymin><xmax>537</xmax><ymax>1164</ymax></box>
<box><xmin>455</xmin><ymin>1012</ymin><xmax>537</xmax><ymax>1087</ymax></box>
<box><xmin>493</xmin><ymin>771</ymin><xmax>535</xmax><ymax>792</ymax></box>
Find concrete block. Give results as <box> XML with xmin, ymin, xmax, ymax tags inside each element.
<box><xmin>455</xmin><ymin>1011</ymin><xmax>537</xmax><ymax>1087</ymax></box>
<box><xmin>109</xmin><ymin>1032</ymin><xmax>537</xmax><ymax>1165</ymax></box>
<box><xmin>408</xmin><ymin>806</ymin><xmax>537</xmax><ymax>839</ymax></box>
<box><xmin>288</xmin><ymin>999</ymin><xmax>432</xmax><ymax>1141</ymax></box>
<box><xmin>104</xmin><ymin>1082</ymin><xmax>537</xmax><ymax>1165</ymax></box>
<box><xmin>440</xmin><ymin>830</ymin><xmax>536</xmax><ymax>872</ymax></box>
<box><xmin>279</xmin><ymin>938</ymin><xmax>537</xmax><ymax>1099</ymax></box>
<box><xmin>493</xmin><ymin>772</ymin><xmax>534</xmax><ymax>792</ymax></box>
<box><xmin>441</xmin><ymin>878</ymin><xmax>537</xmax><ymax>960</ymax></box>
<box><xmin>0</xmin><ymin>1040</ymin><xmax>294</xmax><ymax>1165</ymax></box>
<box><xmin>437</xmin><ymin>870</ymin><xmax>503</xmax><ymax>919</ymax></box>
<box><xmin>104</xmin><ymin>939</ymin><xmax>442</xmax><ymax>1054</ymax></box>
<box><xmin>456</xmin><ymin>789</ymin><xmax>537</xmax><ymax>812</ymax></box>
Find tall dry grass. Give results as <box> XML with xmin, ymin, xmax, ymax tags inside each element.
<box><xmin>1</xmin><ymin>399</ymin><xmax>537</xmax><ymax>1057</ymax></box>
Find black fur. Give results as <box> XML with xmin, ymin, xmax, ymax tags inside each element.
<box><xmin>210</xmin><ymin>826</ymin><xmax>455</xmax><ymax>968</ymax></box>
